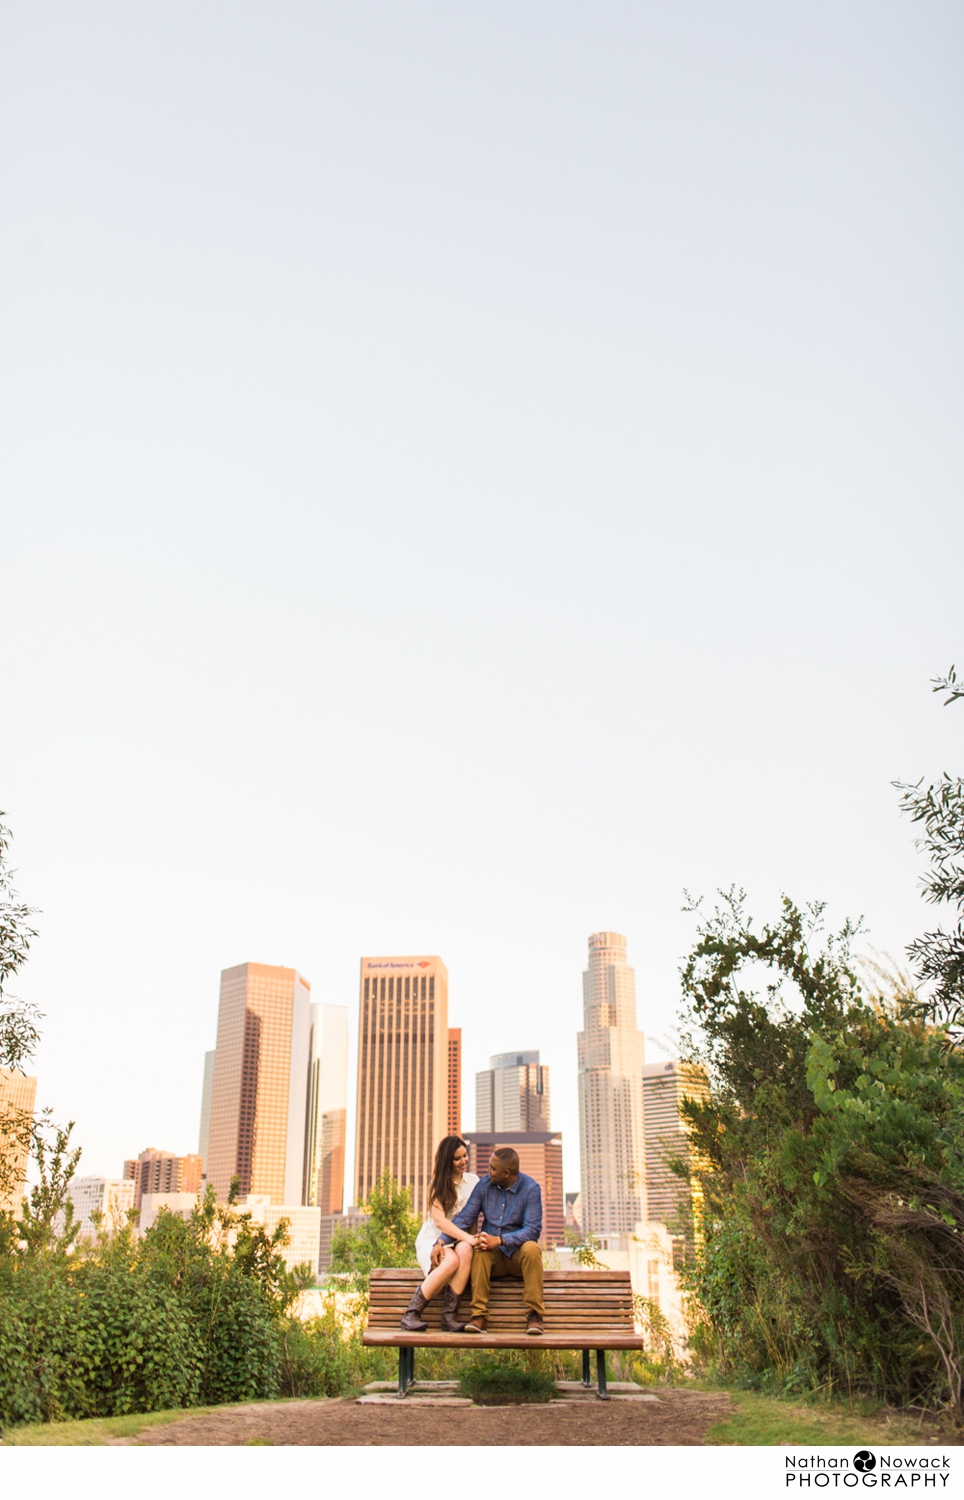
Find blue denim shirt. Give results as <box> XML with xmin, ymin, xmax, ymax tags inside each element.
<box><xmin>441</xmin><ymin>1172</ymin><xmax>543</xmax><ymax>1257</ymax></box>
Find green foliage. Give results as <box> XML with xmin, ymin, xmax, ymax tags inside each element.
<box><xmin>0</xmin><ymin>812</ymin><xmax>41</xmax><ymax>1073</ymax></box>
<box><xmin>278</xmin><ymin>1303</ymin><xmax>372</xmax><ymax>1397</ymax></box>
<box><xmin>0</xmin><ymin>812</ymin><xmax>49</xmax><ymax>1211</ymax></box>
<box><xmin>329</xmin><ymin>1172</ymin><xmax>419</xmax><ymax>1297</ymax></box>
<box><xmin>677</xmin><ymin>890</ymin><xmax>964</xmax><ymax>1420</ymax></box>
<box><xmin>0</xmin><ymin>1170</ymin><xmax>318</xmax><ymax>1426</ymax></box>
<box><xmin>894</xmin><ymin>667</ymin><xmax>964</xmax><ymax>1046</ymax></box>
<box><xmin>457</xmin><ymin>1353</ymin><xmax>557</xmax><ymax>1404</ymax></box>
<box><xmin>562</xmin><ymin>1229</ymin><xmax>608</xmax><ymax>1269</ymax></box>
<box><xmin>631</xmin><ymin>1293</ymin><xmax>684</xmax><ymax>1379</ymax></box>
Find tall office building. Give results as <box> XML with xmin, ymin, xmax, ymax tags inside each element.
<box><xmin>303</xmin><ymin>1002</ymin><xmax>349</xmax><ymax>1214</ymax></box>
<box><xmin>642</xmin><ymin>1059</ymin><xmax>709</xmax><ymax>1227</ymax></box>
<box><xmin>447</xmin><ymin>1028</ymin><xmax>461</xmax><ymax>1136</ymax></box>
<box><xmin>577</xmin><ymin>931</ymin><xmax>647</xmax><ymax>1236</ymax></box>
<box><xmin>0</xmin><ymin>1068</ymin><xmax>37</xmax><ymax>1212</ymax></box>
<box><xmin>206</xmin><ymin>963</ymin><xmax>311</xmax><ymax>1204</ymax></box>
<box><xmin>123</xmin><ymin>1148</ymin><xmax>203</xmax><ymax>1208</ymax></box>
<box><xmin>355</xmin><ymin>954</ymin><xmax>448</xmax><ymax>1218</ymax></box>
<box><xmin>475</xmin><ymin>1050</ymin><xmax>551</xmax><ymax>1133</ymax></box>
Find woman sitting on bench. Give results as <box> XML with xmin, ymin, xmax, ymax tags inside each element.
<box><xmin>401</xmin><ymin>1136</ymin><xmax>480</xmax><ymax>1332</ymax></box>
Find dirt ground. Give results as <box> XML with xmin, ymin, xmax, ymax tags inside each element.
<box><xmin>122</xmin><ymin>1389</ymin><xmax>734</xmax><ymax>1447</ymax></box>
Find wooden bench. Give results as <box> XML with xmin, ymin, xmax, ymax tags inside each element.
<box><xmin>363</xmin><ymin>1267</ymin><xmax>645</xmax><ymax>1399</ymax></box>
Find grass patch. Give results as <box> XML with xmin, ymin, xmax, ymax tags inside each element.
<box><xmin>458</xmin><ymin>1356</ymin><xmax>557</xmax><ymax>1406</ymax></box>
<box><xmin>0</xmin><ymin>1396</ymin><xmax>317</xmax><ymax>1447</ymax></box>
<box><xmin>0</xmin><ymin>1406</ymin><xmax>216</xmax><ymax>1447</ymax></box>
<box><xmin>705</xmin><ymin>1390</ymin><xmax>942</xmax><ymax>1448</ymax></box>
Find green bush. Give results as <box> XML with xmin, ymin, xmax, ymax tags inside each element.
<box><xmin>0</xmin><ymin>1258</ymin><xmax>86</xmax><ymax>1425</ymax></box>
<box><xmin>0</xmin><ymin>1184</ymin><xmax>308</xmax><ymax>1428</ymax></box>
<box><xmin>457</xmin><ymin>1353</ymin><xmax>557</xmax><ymax>1405</ymax></box>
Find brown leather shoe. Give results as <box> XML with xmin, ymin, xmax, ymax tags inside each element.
<box><xmin>526</xmin><ymin>1312</ymin><xmax>544</xmax><ymax>1336</ymax></box>
<box><xmin>464</xmin><ymin>1314</ymin><xmax>488</xmax><ymax>1333</ymax></box>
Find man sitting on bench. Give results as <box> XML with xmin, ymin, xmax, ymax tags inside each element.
<box><xmin>437</xmin><ymin>1146</ymin><xmax>545</xmax><ymax>1336</ymax></box>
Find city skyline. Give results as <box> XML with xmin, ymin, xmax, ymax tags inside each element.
<box><xmin>31</xmin><ymin>931</ymin><xmax>682</xmax><ymax>1209</ymax></box>
<box><xmin>146</xmin><ymin>936</ymin><xmax>696</xmax><ymax>1227</ymax></box>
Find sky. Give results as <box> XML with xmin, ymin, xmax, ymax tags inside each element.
<box><xmin>2</xmin><ymin>2</ymin><xmax>962</xmax><ymax>1198</ymax></box>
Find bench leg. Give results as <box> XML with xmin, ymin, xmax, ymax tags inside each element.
<box><xmin>581</xmin><ymin>1350</ymin><xmax>592</xmax><ymax>1388</ymax></box>
<box><xmin>595</xmin><ymin>1349</ymin><xmax>609</xmax><ymax>1400</ymax></box>
<box><xmin>398</xmin><ymin>1346</ymin><xmax>415</xmax><ymax>1397</ymax></box>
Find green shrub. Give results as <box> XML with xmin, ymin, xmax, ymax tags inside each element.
<box><xmin>278</xmin><ymin>1307</ymin><xmax>371</xmax><ymax>1397</ymax></box>
<box><xmin>0</xmin><ymin>1261</ymin><xmax>86</xmax><ymax>1425</ymax></box>
<box><xmin>457</xmin><ymin>1353</ymin><xmax>557</xmax><ymax>1405</ymax></box>
<box><xmin>0</xmin><ymin>1187</ymin><xmax>303</xmax><ymax>1426</ymax></box>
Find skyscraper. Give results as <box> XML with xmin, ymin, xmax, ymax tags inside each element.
<box><xmin>447</xmin><ymin>1027</ymin><xmax>461</xmax><ymax>1136</ymax></box>
<box><xmin>303</xmin><ymin>1002</ymin><xmax>349</xmax><ymax>1214</ymax></box>
<box><xmin>206</xmin><ymin>963</ymin><xmax>311</xmax><ymax>1204</ymax></box>
<box><xmin>642</xmin><ymin>1059</ymin><xmax>709</xmax><ymax>1227</ymax></box>
<box><xmin>577</xmin><ymin>931</ymin><xmax>647</xmax><ymax>1236</ymax></box>
<box><xmin>475</xmin><ymin>1050</ymin><xmax>551</xmax><ymax>1133</ymax></box>
<box><xmin>355</xmin><ymin>954</ymin><xmax>448</xmax><ymax>1218</ymax></box>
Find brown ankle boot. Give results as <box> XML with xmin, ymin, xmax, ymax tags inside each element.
<box><xmin>400</xmin><ymin>1287</ymin><xmax>429</xmax><ymax>1331</ymax></box>
<box><xmin>440</xmin><ymin>1285</ymin><xmax>466</xmax><ymax>1332</ymax></box>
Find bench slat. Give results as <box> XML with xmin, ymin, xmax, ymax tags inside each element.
<box><xmin>367</xmin><ymin>1268</ymin><xmax>632</xmax><ymax>1281</ymax></box>
<box><xmin>363</xmin><ymin>1331</ymin><xmax>645</xmax><ymax>1350</ymax></box>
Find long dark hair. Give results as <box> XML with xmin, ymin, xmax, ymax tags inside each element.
<box><xmin>428</xmin><ymin>1135</ymin><xmax>468</xmax><ymax>1216</ymax></box>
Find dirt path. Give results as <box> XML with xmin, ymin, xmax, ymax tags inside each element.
<box><xmin>123</xmin><ymin>1389</ymin><xmax>733</xmax><ymax>1447</ymax></box>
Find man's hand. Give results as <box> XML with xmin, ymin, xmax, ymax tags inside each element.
<box><xmin>478</xmin><ymin>1232</ymin><xmax>502</xmax><ymax>1251</ymax></box>
<box><xmin>430</xmin><ymin>1242</ymin><xmax>445</xmax><ymax>1268</ymax></box>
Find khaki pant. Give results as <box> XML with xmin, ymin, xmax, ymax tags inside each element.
<box><xmin>469</xmin><ymin>1241</ymin><xmax>544</xmax><ymax>1319</ymax></box>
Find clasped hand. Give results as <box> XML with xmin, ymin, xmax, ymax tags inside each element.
<box><xmin>430</xmin><ymin>1232</ymin><xmax>489</xmax><ymax>1267</ymax></box>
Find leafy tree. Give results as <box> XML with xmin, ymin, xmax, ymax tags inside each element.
<box><xmin>676</xmin><ymin>891</ymin><xmax>964</xmax><ymax>1417</ymax></box>
<box><xmin>329</xmin><ymin>1171</ymin><xmax>419</xmax><ymax>1297</ymax></box>
<box><xmin>0</xmin><ymin>813</ymin><xmax>41</xmax><ymax>1072</ymax></box>
<box><xmin>894</xmin><ymin>667</ymin><xmax>964</xmax><ymax>1045</ymax></box>
<box><xmin>0</xmin><ymin>813</ymin><xmax>45</xmax><ymax>1210</ymax></box>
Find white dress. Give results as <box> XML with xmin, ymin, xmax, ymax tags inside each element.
<box><xmin>414</xmin><ymin>1172</ymin><xmax>480</xmax><ymax>1274</ymax></box>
